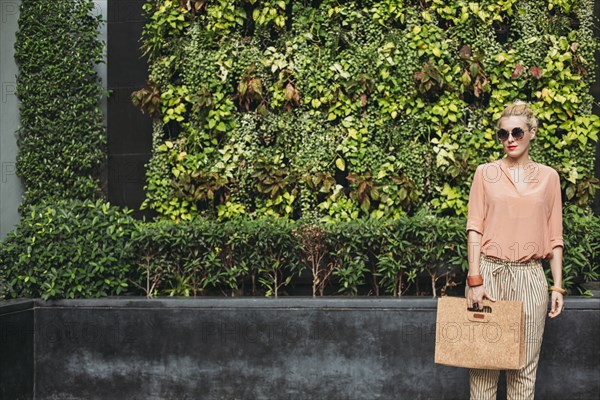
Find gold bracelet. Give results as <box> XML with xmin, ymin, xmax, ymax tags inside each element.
<box><xmin>549</xmin><ymin>286</ymin><xmax>566</xmax><ymax>295</ymax></box>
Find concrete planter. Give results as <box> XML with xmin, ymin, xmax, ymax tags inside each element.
<box><xmin>1</xmin><ymin>297</ymin><xmax>598</xmax><ymax>400</ymax></box>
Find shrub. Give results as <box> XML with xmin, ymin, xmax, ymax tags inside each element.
<box><xmin>132</xmin><ymin>217</ymin><xmax>303</xmax><ymax>298</ymax></box>
<box><xmin>402</xmin><ymin>210</ymin><xmax>467</xmax><ymax>297</ymax></box>
<box><xmin>0</xmin><ymin>199</ymin><xmax>137</xmax><ymax>300</ymax></box>
<box><xmin>559</xmin><ymin>205</ymin><xmax>600</xmax><ymax>293</ymax></box>
<box><xmin>324</xmin><ymin>218</ymin><xmax>385</xmax><ymax>296</ymax></box>
<box><xmin>132</xmin><ymin>218</ymin><xmax>231</xmax><ymax>297</ymax></box>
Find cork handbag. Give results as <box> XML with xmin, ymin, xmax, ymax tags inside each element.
<box><xmin>434</xmin><ymin>296</ymin><xmax>526</xmax><ymax>370</ymax></box>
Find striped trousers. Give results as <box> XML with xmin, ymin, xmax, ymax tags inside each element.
<box><xmin>468</xmin><ymin>254</ymin><xmax>548</xmax><ymax>400</ymax></box>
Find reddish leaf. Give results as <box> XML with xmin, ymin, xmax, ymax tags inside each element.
<box><xmin>511</xmin><ymin>64</ymin><xmax>525</xmax><ymax>80</ymax></box>
<box><xmin>530</xmin><ymin>66</ymin><xmax>542</xmax><ymax>80</ymax></box>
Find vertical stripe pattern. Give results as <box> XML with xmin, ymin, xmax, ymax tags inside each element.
<box><xmin>468</xmin><ymin>254</ymin><xmax>548</xmax><ymax>400</ymax></box>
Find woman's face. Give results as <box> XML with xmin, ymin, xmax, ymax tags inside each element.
<box><xmin>497</xmin><ymin>115</ymin><xmax>535</xmax><ymax>161</ymax></box>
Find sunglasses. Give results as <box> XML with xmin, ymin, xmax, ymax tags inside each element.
<box><xmin>496</xmin><ymin>127</ymin><xmax>526</xmax><ymax>141</ymax></box>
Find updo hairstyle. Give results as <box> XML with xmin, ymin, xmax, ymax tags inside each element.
<box><xmin>497</xmin><ymin>100</ymin><xmax>538</xmax><ymax>132</ymax></box>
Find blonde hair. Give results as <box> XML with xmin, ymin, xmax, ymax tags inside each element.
<box><xmin>497</xmin><ymin>100</ymin><xmax>538</xmax><ymax>131</ymax></box>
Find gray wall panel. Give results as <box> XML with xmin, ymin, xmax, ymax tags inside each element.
<box><xmin>0</xmin><ymin>0</ymin><xmax>23</xmax><ymax>240</ymax></box>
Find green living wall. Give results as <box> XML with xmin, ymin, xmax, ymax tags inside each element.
<box><xmin>135</xmin><ymin>0</ymin><xmax>599</xmax><ymax>222</ymax></box>
<box><xmin>14</xmin><ymin>0</ymin><xmax>106</xmax><ymax>210</ymax></box>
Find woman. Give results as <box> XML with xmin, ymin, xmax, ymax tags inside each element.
<box><xmin>465</xmin><ymin>101</ymin><xmax>564</xmax><ymax>400</ymax></box>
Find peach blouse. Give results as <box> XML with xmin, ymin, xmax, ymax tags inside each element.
<box><xmin>466</xmin><ymin>159</ymin><xmax>563</xmax><ymax>262</ymax></box>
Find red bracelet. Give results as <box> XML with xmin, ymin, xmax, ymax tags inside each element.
<box><xmin>467</xmin><ymin>275</ymin><xmax>484</xmax><ymax>287</ymax></box>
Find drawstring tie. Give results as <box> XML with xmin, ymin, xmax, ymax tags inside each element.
<box><xmin>491</xmin><ymin>261</ymin><xmax>517</xmax><ymax>300</ymax></box>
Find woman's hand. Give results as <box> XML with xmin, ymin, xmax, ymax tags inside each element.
<box><xmin>467</xmin><ymin>285</ymin><xmax>496</xmax><ymax>309</ymax></box>
<box><xmin>548</xmin><ymin>291</ymin><xmax>564</xmax><ymax>318</ymax></box>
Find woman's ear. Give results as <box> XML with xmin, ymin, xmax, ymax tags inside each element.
<box><xmin>530</xmin><ymin>127</ymin><xmax>537</xmax><ymax>140</ymax></box>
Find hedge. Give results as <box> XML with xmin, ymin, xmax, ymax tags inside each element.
<box><xmin>2</xmin><ymin>202</ymin><xmax>597</xmax><ymax>299</ymax></box>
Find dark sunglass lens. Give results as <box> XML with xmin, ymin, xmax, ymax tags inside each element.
<box><xmin>497</xmin><ymin>129</ymin><xmax>509</xmax><ymax>140</ymax></box>
<box><xmin>511</xmin><ymin>127</ymin><xmax>524</xmax><ymax>140</ymax></box>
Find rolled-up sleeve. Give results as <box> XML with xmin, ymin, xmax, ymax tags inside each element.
<box><xmin>548</xmin><ymin>171</ymin><xmax>563</xmax><ymax>249</ymax></box>
<box><xmin>466</xmin><ymin>165</ymin><xmax>485</xmax><ymax>234</ymax></box>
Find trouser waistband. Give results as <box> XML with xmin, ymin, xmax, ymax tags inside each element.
<box><xmin>480</xmin><ymin>254</ymin><xmax>541</xmax><ymax>269</ymax></box>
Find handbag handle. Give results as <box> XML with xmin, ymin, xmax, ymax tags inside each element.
<box><xmin>466</xmin><ymin>301</ymin><xmax>493</xmax><ymax>323</ymax></box>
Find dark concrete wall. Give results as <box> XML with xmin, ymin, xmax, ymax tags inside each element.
<box><xmin>0</xmin><ymin>297</ymin><xmax>598</xmax><ymax>400</ymax></box>
<box><xmin>0</xmin><ymin>300</ymin><xmax>33</xmax><ymax>400</ymax></box>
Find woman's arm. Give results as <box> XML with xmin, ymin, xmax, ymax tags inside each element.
<box><xmin>465</xmin><ymin>165</ymin><xmax>494</xmax><ymax>308</ymax></box>
<box><xmin>548</xmin><ymin>246</ymin><xmax>563</xmax><ymax>318</ymax></box>
<box><xmin>547</xmin><ymin>170</ymin><xmax>564</xmax><ymax>318</ymax></box>
<box><xmin>466</xmin><ymin>230</ymin><xmax>495</xmax><ymax>308</ymax></box>
<box><xmin>467</xmin><ymin>229</ymin><xmax>482</xmax><ymax>276</ymax></box>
